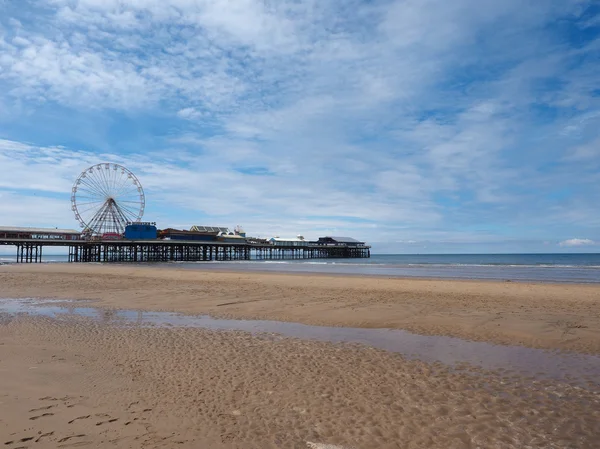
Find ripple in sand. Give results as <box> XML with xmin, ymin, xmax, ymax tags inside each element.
<box><xmin>307</xmin><ymin>443</ymin><xmax>352</xmax><ymax>449</ymax></box>
<box><xmin>2</xmin><ymin>297</ymin><xmax>600</xmax><ymax>387</ymax></box>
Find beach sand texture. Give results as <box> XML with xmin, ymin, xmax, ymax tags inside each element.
<box><xmin>2</xmin><ymin>264</ymin><xmax>600</xmax><ymax>353</ymax></box>
<box><xmin>2</xmin><ymin>316</ymin><xmax>599</xmax><ymax>448</ymax></box>
<box><xmin>1</xmin><ymin>264</ymin><xmax>600</xmax><ymax>448</ymax></box>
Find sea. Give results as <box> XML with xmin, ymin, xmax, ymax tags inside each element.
<box><xmin>1</xmin><ymin>253</ymin><xmax>599</xmax><ymax>284</ymax></box>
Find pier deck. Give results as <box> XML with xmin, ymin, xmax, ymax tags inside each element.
<box><xmin>0</xmin><ymin>239</ymin><xmax>370</xmax><ymax>263</ymax></box>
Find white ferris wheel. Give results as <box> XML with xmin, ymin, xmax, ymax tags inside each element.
<box><xmin>71</xmin><ymin>163</ymin><xmax>145</xmax><ymax>236</ymax></box>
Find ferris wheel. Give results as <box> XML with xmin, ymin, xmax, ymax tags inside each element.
<box><xmin>71</xmin><ymin>163</ymin><xmax>145</xmax><ymax>236</ymax></box>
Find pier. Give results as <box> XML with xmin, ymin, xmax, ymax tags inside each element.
<box><xmin>0</xmin><ymin>238</ymin><xmax>370</xmax><ymax>263</ymax></box>
<box><xmin>1</xmin><ymin>164</ymin><xmax>372</xmax><ymax>264</ymax></box>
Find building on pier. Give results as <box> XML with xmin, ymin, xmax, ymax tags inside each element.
<box><xmin>124</xmin><ymin>222</ymin><xmax>157</xmax><ymax>240</ymax></box>
<box><xmin>0</xmin><ymin>226</ymin><xmax>81</xmax><ymax>240</ymax></box>
<box><xmin>269</xmin><ymin>236</ymin><xmax>308</xmax><ymax>247</ymax></box>
<box><xmin>189</xmin><ymin>225</ymin><xmax>230</xmax><ymax>234</ymax></box>
<box><xmin>159</xmin><ymin>226</ymin><xmax>248</xmax><ymax>243</ymax></box>
<box><xmin>233</xmin><ymin>225</ymin><xmax>246</xmax><ymax>237</ymax></box>
<box><xmin>218</xmin><ymin>234</ymin><xmax>247</xmax><ymax>244</ymax></box>
<box><xmin>158</xmin><ymin>228</ymin><xmax>216</xmax><ymax>241</ymax></box>
<box><xmin>313</xmin><ymin>236</ymin><xmax>366</xmax><ymax>247</ymax></box>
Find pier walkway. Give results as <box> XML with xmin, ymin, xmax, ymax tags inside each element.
<box><xmin>0</xmin><ymin>239</ymin><xmax>370</xmax><ymax>263</ymax></box>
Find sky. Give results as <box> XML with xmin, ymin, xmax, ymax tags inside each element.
<box><xmin>0</xmin><ymin>0</ymin><xmax>599</xmax><ymax>254</ymax></box>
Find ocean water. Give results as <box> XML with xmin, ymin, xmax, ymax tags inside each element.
<box><xmin>177</xmin><ymin>253</ymin><xmax>600</xmax><ymax>283</ymax></box>
<box><xmin>0</xmin><ymin>254</ymin><xmax>71</xmax><ymax>264</ymax></box>
<box><xmin>1</xmin><ymin>253</ymin><xmax>599</xmax><ymax>283</ymax></box>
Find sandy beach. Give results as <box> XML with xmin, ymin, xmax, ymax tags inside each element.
<box><xmin>1</xmin><ymin>264</ymin><xmax>600</xmax><ymax>353</ymax></box>
<box><xmin>1</xmin><ymin>264</ymin><xmax>600</xmax><ymax>448</ymax></box>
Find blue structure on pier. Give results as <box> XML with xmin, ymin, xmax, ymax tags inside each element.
<box><xmin>124</xmin><ymin>222</ymin><xmax>157</xmax><ymax>240</ymax></box>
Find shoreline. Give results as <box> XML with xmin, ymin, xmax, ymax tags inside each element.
<box><xmin>3</xmin><ymin>257</ymin><xmax>600</xmax><ymax>284</ymax></box>
<box><xmin>173</xmin><ymin>263</ymin><xmax>600</xmax><ymax>285</ymax></box>
<box><xmin>2</xmin><ymin>263</ymin><xmax>600</xmax><ymax>354</ymax></box>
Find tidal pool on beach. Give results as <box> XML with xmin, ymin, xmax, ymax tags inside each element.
<box><xmin>1</xmin><ymin>297</ymin><xmax>600</xmax><ymax>387</ymax></box>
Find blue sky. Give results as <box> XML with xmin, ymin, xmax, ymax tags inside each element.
<box><xmin>0</xmin><ymin>0</ymin><xmax>599</xmax><ymax>254</ymax></box>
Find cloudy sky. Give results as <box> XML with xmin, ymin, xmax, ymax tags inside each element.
<box><xmin>0</xmin><ymin>0</ymin><xmax>599</xmax><ymax>253</ymax></box>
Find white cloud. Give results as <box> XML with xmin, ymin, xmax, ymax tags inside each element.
<box><xmin>565</xmin><ymin>136</ymin><xmax>600</xmax><ymax>162</ymax></box>
<box><xmin>0</xmin><ymin>138</ymin><xmax>443</xmax><ymax>242</ymax></box>
<box><xmin>176</xmin><ymin>107</ymin><xmax>205</xmax><ymax>120</ymax></box>
<box><xmin>0</xmin><ymin>190</ymin><xmax>74</xmax><ymax>227</ymax></box>
<box><xmin>0</xmin><ymin>0</ymin><xmax>598</xmax><ymax>249</ymax></box>
<box><xmin>558</xmin><ymin>238</ymin><xmax>597</xmax><ymax>247</ymax></box>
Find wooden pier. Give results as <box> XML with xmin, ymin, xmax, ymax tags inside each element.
<box><xmin>0</xmin><ymin>239</ymin><xmax>370</xmax><ymax>263</ymax></box>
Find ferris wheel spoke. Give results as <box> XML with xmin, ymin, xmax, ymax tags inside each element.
<box><xmin>77</xmin><ymin>203</ymin><xmax>106</xmax><ymax>215</ymax></box>
<box><xmin>93</xmin><ymin>206</ymin><xmax>120</xmax><ymax>233</ymax></box>
<box><xmin>110</xmin><ymin>204</ymin><xmax>133</xmax><ymax>231</ymax></box>
<box><xmin>78</xmin><ymin>204</ymin><xmax>110</xmax><ymax>218</ymax></box>
<box><xmin>73</xmin><ymin>193</ymin><xmax>104</xmax><ymax>201</ymax></box>
<box><xmin>117</xmin><ymin>168</ymin><xmax>141</xmax><ymax>193</ymax></box>
<box><xmin>73</xmin><ymin>204</ymin><xmax>104</xmax><ymax>212</ymax></box>
<box><xmin>118</xmin><ymin>195</ymin><xmax>141</xmax><ymax>208</ymax></box>
<box><xmin>113</xmin><ymin>191</ymin><xmax>137</xmax><ymax>204</ymax></box>
<box><xmin>117</xmin><ymin>210</ymin><xmax>138</xmax><ymax>225</ymax></box>
<box><xmin>98</xmin><ymin>167</ymin><xmax>113</xmax><ymax>196</ymax></box>
<box><xmin>97</xmin><ymin>170</ymin><xmax>115</xmax><ymax>199</ymax></box>
<box><xmin>79</xmin><ymin>176</ymin><xmax>109</xmax><ymax>199</ymax></box>
<box><xmin>76</xmin><ymin>183</ymin><xmax>105</xmax><ymax>198</ymax></box>
<box><xmin>116</xmin><ymin>199</ymin><xmax>137</xmax><ymax>212</ymax></box>
<box><xmin>74</xmin><ymin>199</ymin><xmax>104</xmax><ymax>209</ymax></box>
<box><xmin>73</xmin><ymin>199</ymin><xmax>106</xmax><ymax>206</ymax></box>
<box><xmin>112</xmin><ymin>180</ymin><xmax>139</xmax><ymax>199</ymax></box>
<box><xmin>75</xmin><ymin>181</ymin><xmax>103</xmax><ymax>193</ymax></box>
<box><xmin>106</xmin><ymin>166</ymin><xmax>121</xmax><ymax>197</ymax></box>
<box><xmin>113</xmin><ymin>203</ymin><xmax>133</xmax><ymax>222</ymax></box>
<box><xmin>108</xmin><ymin>168</ymin><xmax>121</xmax><ymax>197</ymax></box>
<box><xmin>112</xmin><ymin>185</ymin><xmax>140</xmax><ymax>202</ymax></box>
<box><xmin>86</xmin><ymin>202</ymin><xmax>110</xmax><ymax>227</ymax></box>
<box><xmin>112</xmin><ymin>169</ymin><xmax>130</xmax><ymax>194</ymax></box>
<box><xmin>85</xmin><ymin>169</ymin><xmax>109</xmax><ymax>196</ymax></box>
<box><xmin>79</xmin><ymin>207</ymin><xmax>104</xmax><ymax>224</ymax></box>
<box><xmin>114</xmin><ymin>185</ymin><xmax>139</xmax><ymax>199</ymax></box>
<box><xmin>92</xmin><ymin>171</ymin><xmax>111</xmax><ymax>197</ymax></box>
<box><xmin>75</xmin><ymin>181</ymin><xmax>106</xmax><ymax>195</ymax></box>
<box><xmin>77</xmin><ymin>201</ymin><xmax>105</xmax><ymax>212</ymax></box>
<box><xmin>116</xmin><ymin>202</ymin><xmax>141</xmax><ymax>220</ymax></box>
<box><xmin>108</xmin><ymin>167</ymin><xmax>126</xmax><ymax>191</ymax></box>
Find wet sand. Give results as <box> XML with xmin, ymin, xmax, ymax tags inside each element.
<box><xmin>1</xmin><ymin>264</ymin><xmax>600</xmax><ymax>353</ymax></box>
<box><xmin>1</xmin><ymin>264</ymin><xmax>600</xmax><ymax>447</ymax></box>
<box><xmin>2</xmin><ymin>314</ymin><xmax>599</xmax><ymax>448</ymax></box>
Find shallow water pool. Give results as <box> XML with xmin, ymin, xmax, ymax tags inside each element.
<box><xmin>1</xmin><ymin>297</ymin><xmax>599</xmax><ymax>388</ymax></box>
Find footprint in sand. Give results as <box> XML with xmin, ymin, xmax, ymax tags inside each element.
<box><xmin>29</xmin><ymin>412</ymin><xmax>54</xmax><ymax>420</ymax></box>
<box><xmin>29</xmin><ymin>404</ymin><xmax>56</xmax><ymax>412</ymax></box>
<box><xmin>306</xmin><ymin>443</ymin><xmax>353</xmax><ymax>449</ymax></box>
<box><xmin>68</xmin><ymin>415</ymin><xmax>91</xmax><ymax>424</ymax></box>
<box><xmin>58</xmin><ymin>434</ymin><xmax>86</xmax><ymax>443</ymax></box>
<box><xmin>95</xmin><ymin>418</ymin><xmax>118</xmax><ymax>426</ymax></box>
<box><xmin>3</xmin><ymin>437</ymin><xmax>35</xmax><ymax>446</ymax></box>
<box><xmin>35</xmin><ymin>432</ymin><xmax>54</xmax><ymax>443</ymax></box>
